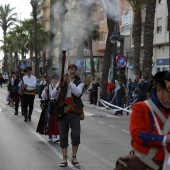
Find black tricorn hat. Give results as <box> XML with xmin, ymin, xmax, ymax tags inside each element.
<box><xmin>153</xmin><ymin>71</ymin><xmax>170</xmax><ymax>91</ymax></box>
<box><xmin>26</xmin><ymin>66</ymin><xmax>32</xmax><ymax>71</ymax></box>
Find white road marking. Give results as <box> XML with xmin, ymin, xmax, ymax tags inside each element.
<box><xmin>109</xmin><ymin>125</ymin><xmax>115</xmax><ymax>128</ymax></box>
<box><xmin>0</xmin><ymin>108</ymin><xmax>2</xmax><ymax>112</ymax></box>
<box><xmin>0</xmin><ymin>103</ymin><xmax>5</xmax><ymax>108</ymax></box>
<box><xmin>34</xmin><ymin>108</ymin><xmax>41</xmax><ymax>113</ymax></box>
<box><xmin>89</xmin><ymin>118</ymin><xmax>95</xmax><ymax>120</ymax></box>
<box><xmin>97</xmin><ymin>121</ymin><xmax>104</xmax><ymax>124</ymax></box>
<box><xmin>121</xmin><ymin>130</ymin><xmax>130</xmax><ymax>134</ymax></box>
<box><xmin>8</xmin><ymin>107</ymin><xmax>75</xmax><ymax>169</ymax></box>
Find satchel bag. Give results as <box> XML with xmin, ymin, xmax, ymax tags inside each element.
<box><xmin>64</xmin><ymin>104</ymin><xmax>85</xmax><ymax>120</ymax></box>
<box><xmin>114</xmin><ymin>151</ymin><xmax>148</xmax><ymax>170</ymax></box>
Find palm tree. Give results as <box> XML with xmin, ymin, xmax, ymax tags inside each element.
<box><xmin>48</xmin><ymin>0</ymin><xmax>55</xmax><ymax>75</ymax></box>
<box><xmin>86</xmin><ymin>23</ymin><xmax>100</xmax><ymax>77</ymax></box>
<box><xmin>21</xmin><ymin>19</ymin><xmax>49</xmax><ymax>67</ymax></box>
<box><xmin>0</xmin><ymin>4</ymin><xmax>17</xmax><ymax>72</ymax></box>
<box><xmin>142</xmin><ymin>0</ymin><xmax>156</xmax><ymax>80</ymax></box>
<box><xmin>127</xmin><ymin>0</ymin><xmax>147</xmax><ymax>76</ymax></box>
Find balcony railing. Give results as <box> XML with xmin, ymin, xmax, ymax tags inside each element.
<box><xmin>99</xmin><ymin>40</ymin><xmax>106</xmax><ymax>45</ymax></box>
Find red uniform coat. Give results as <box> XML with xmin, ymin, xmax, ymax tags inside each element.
<box><xmin>130</xmin><ymin>99</ymin><xmax>170</xmax><ymax>161</ymax></box>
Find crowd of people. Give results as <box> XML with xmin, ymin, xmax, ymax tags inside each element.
<box><xmin>1</xmin><ymin>66</ymin><xmax>170</xmax><ymax>169</ymax></box>
<box><xmin>0</xmin><ymin>63</ymin><xmax>84</xmax><ymax>167</ymax></box>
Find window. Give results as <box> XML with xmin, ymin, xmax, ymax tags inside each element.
<box><xmin>157</xmin><ymin>18</ymin><xmax>162</xmax><ymax>33</ymax></box>
<box><xmin>99</xmin><ymin>11</ymin><xmax>105</xmax><ymax>21</ymax></box>
<box><xmin>158</xmin><ymin>0</ymin><xmax>163</xmax><ymax>3</ymax></box>
<box><xmin>162</xmin><ymin>67</ymin><xmax>169</xmax><ymax>71</ymax></box>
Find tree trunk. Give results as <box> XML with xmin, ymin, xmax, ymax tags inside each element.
<box><xmin>87</xmin><ymin>38</ymin><xmax>95</xmax><ymax>77</ymax></box>
<box><xmin>143</xmin><ymin>0</ymin><xmax>156</xmax><ymax>80</ymax></box>
<box><xmin>14</xmin><ymin>52</ymin><xmax>18</xmax><ymax>70</ymax></box>
<box><xmin>3</xmin><ymin>30</ymin><xmax>7</xmax><ymax>72</ymax></box>
<box><xmin>133</xmin><ymin>9</ymin><xmax>142</xmax><ymax>76</ymax></box>
<box><xmin>49</xmin><ymin>0</ymin><xmax>55</xmax><ymax>76</ymax></box>
<box><xmin>100</xmin><ymin>18</ymin><xmax>115</xmax><ymax>100</ymax></box>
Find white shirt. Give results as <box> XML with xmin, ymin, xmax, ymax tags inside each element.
<box><xmin>52</xmin><ymin>81</ymin><xmax>84</xmax><ymax>98</ymax></box>
<box><xmin>40</xmin><ymin>80</ymin><xmax>46</xmax><ymax>86</ymax></box>
<box><xmin>41</xmin><ymin>83</ymin><xmax>58</xmax><ymax>100</ymax></box>
<box><xmin>11</xmin><ymin>78</ymin><xmax>14</xmax><ymax>85</ymax></box>
<box><xmin>23</xmin><ymin>75</ymin><xmax>37</xmax><ymax>89</ymax></box>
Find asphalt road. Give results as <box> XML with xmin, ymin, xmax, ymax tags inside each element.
<box><xmin>0</xmin><ymin>85</ymin><xmax>132</xmax><ymax>170</ymax></box>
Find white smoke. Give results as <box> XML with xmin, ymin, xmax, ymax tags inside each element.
<box><xmin>50</xmin><ymin>0</ymin><xmax>119</xmax><ymax>50</ymax></box>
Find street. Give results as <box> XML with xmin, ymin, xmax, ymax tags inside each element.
<box><xmin>0</xmin><ymin>85</ymin><xmax>132</xmax><ymax>170</ymax></box>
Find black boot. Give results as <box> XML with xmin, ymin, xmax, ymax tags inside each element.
<box><xmin>14</xmin><ymin>109</ymin><xmax>18</xmax><ymax>115</ymax></box>
<box><xmin>28</xmin><ymin>113</ymin><xmax>32</xmax><ymax>121</ymax></box>
<box><xmin>24</xmin><ymin>109</ymin><xmax>28</xmax><ymax>122</ymax></box>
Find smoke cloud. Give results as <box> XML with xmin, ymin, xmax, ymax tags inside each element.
<box><xmin>49</xmin><ymin>0</ymin><xmax>119</xmax><ymax>50</ymax></box>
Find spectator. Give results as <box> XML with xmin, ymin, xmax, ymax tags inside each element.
<box><xmin>131</xmin><ymin>75</ymin><xmax>139</xmax><ymax>102</ymax></box>
<box><xmin>126</xmin><ymin>78</ymin><xmax>133</xmax><ymax>105</ymax></box>
<box><xmin>136</xmin><ymin>75</ymin><xmax>149</xmax><ymax>102</ymax></box>
<box><xmin>88</xmin><ymin>77</ymin><xmax>95</xmax><ymax>104</ymax></box>
<box><xmin>84</xmin><ymin>83</ymin><xmax>88</xmax><ymax>94</ymax></box>
<box><xmin>114</xmin><ymin>79</ymin><xmax>125</xmax><ymax>115</ymax></box>
<box><xmin>0</xmin><ymin>73</ymin><xmax>5</xmax><ymax>88</ymax></box>
<box><xmin>104</xmin><ymin>80</ymin><xmax>115</xmax><ymax>103</ymax></box>
<box><xmin>91</xmin><ymin>78</ymin><xmax>100</xmax><ymax>105</ymax></box>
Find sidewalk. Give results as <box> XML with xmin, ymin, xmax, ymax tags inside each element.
<box><xmin>82</xmin><ymin>93</ymin><xmax>131</xmax><ymax>117</ymax></box>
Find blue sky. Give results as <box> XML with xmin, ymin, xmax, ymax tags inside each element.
<box><xmin>0</xmin><ymin>0</ymin><xmax>32</xmax><ymax>59</ymax></box>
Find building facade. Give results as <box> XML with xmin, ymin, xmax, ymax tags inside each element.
<box><xmin>153</xmin><ymin>0</ymin><xmax>169</xmax><ymax>73</ymax></box>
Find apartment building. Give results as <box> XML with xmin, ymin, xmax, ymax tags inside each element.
<box><xmin>36</xmin><ymin>0</ymin><xmax>58</xmax><ymax>75</ymax></box>
<box><xmin>153</xmin><ymin>0</ymin><xmax>169</xmax><ymax>73</ymax></box>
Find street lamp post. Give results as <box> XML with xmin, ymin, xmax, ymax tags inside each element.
<box><xmin>110</xmin><ymin>24</ymin><xmax>126</xmax><ymax>85</ymax></box>
<box><xmin>84</xmin><ymin>49</ymin><xmax>87</xmax><ymax>83</ymax></box>
<box><xmin>30</xmin><ymin>0</ymin><xmax>38</xmax><ymax>77</ymax></box>
<box><xmin>110</xmin><ymin>22</ymin><xmax>119</xmax><ymax>84</ymax></box>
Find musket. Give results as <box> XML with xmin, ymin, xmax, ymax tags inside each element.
<box><xmin>44</xmin><ymin>64</ymin><xmax>50</xmax><ymax>134</ymax></box>
<box><xmin>54</xmin><ymin>50</ymin><xmax>67</xmax><ymax>120</ymax></box>
<box><xmin>18</xmin><ymin>68</ymin><xmax>25</xmax><ymax>96</ymax></box>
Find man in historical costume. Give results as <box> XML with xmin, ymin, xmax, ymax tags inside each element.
<box><xmin>13</xmin><ymin>73</ymin><xmax>20</xmax><ymax>115</ymax></box>
<box><xmin>8</xmin><ymin>71</ymin><xmax>16</xmax><ymax>107</ymax></box>
<box><xmin>54</xmin><ymin>64</ymin><xmax>84</xmax><ymax>167</ymax></box>
<box><xmin>18</xmin><ymin>68</ymin><xmax>27</xmax><ymax>116</ymax></box>
<box><xmin>130</xmin><ymin>71</ymin><xmax>170</xmax><ymax>169</ymax></box>
<box><xmin>21</xmin><ymin>67</ymin><xmax>37</xmax><ymax>122</ymax></box>
<box><xmin>36</xmin><ymin>74</ymin><xmax>60</xmax><ymax>143</ymax></box>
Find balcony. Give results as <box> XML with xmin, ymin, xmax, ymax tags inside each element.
<box><xmin>98</xmin><ymin>40</ymin><xmax>106</xmax><ymax>53</ymax></box>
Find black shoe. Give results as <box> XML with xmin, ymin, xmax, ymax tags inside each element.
<box><xmin>14</xmin><ymin>111</ymin><xmax>18</xmax><ymax>115</ymax></box>
<box><xmin>28</xmin><ymin>117</ymin><xmax>31</xmax><ymax>121</ymax></box>
<box><xmin>24</xmin><ymin>118</ymin><xmax>28</xmax><ymax>122</ymax></box>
